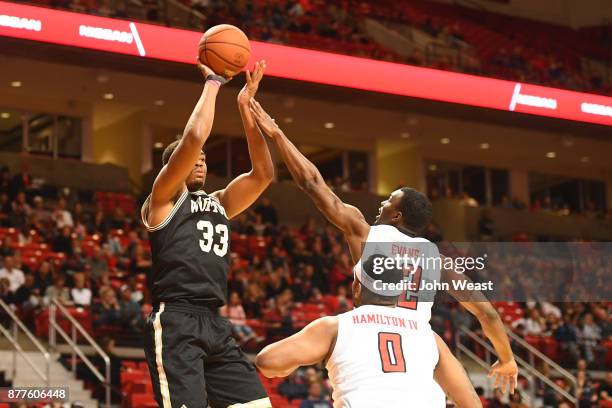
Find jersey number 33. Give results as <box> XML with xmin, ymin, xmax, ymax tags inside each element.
<box><xmin>197</xmin><ymin>220</ymin><xmax>229</xmax><ymax>257</ymax></box>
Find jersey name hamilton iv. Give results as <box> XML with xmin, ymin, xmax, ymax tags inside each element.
<box><xmin>141</xmin><ymin>190</ymin><xmax>231</xmax><ymax>306</ymax></box>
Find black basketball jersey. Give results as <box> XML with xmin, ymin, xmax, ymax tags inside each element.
<box><xmin>141</xmin><ymin>189</ymin><xmax>231</xmax><ymax>306</ymax></box>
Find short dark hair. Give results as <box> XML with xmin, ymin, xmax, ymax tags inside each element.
<box><xmin>161</xmin><ymin>140</ymin><xmax>205</xmax><ymax>165</ymax></box>
<box><xmin>398</xmin><ymin>187</ymin><xmax>432</xmax><ymax>232</ymax></box>
<box><xmin>162</xmin><ymin>140</ymin><xmax>180</xmax><ymax>166</ymax></box>
<box><xmin>360</xmin><ymin>254</ymin><xmax>404</xmax><ymax>306</ymax></box>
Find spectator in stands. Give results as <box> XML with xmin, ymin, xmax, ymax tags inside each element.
<box><xmin>34</xmin><ymin>260</ymin><xmax>54</xmax><ymax>294</ymax></box>
<box><xmin>242</xmin><ymin>282</ymin><xmax>264</xmax><ymax>318</ymax></box>
<box><xmin>299</xmin><ymin>381</ymin><xmax>332</xmax><ymax>408</ymax></box>
<box><xmin>14</xmin><ymin>272</ymin><xmax>37</xmax><ymax>305</ymax></box>
<box><xmin>8</xmin><ymin>191</ymin><xmax>30</xmax><ymax>230</ymax></box>
<box><xmin>0</xmin><ymin>255</ymin><xmax>25</xmax><ymax>293</ymax></box>
<box><xmin>44</xmin><ymin>275</ymin><xmax>72</xmax><ymax>306</ymax></box>
<box><xmin>52</xmin><ymin>198</ymin><xmax>74</xmax><ymax>229</ymax></box>
<box><xmin>130</xmin><ymin>243</ymin><xmax>151</xmax><ymax>275</ymax></box>
<box><xmin>599</xmin><ymin>372</ymin><xmax>612</xmax><ymax>403</ymax></box>
<box><xmin>119</xmin><ymin>287</ymin><xmax>143</xmax><ymax>332</ymax></box>
<box><xmin>220</xmin><ymin>291</ymin><xmax>262</xmax><ymax>346</ymax></box>
<box><xmin>120</xmin><ymin>276</ymin><xmax>144</xmax><ymax>304</ymax></box>
<box><xmin>92</xmin><ymin>286</ymin><xmax>121</xmax><ymax>328</ymax></box>
<box><xmin>0</xmin><ymin>277</ymin><xmax>14</xmax><ymax>305</ymax></box>
<box><xmin>246</xmin><ymin>213</ymin><xmax>270</xmax><ymax>237</ymax></box>
<box><xmin>90</xmin><ymin>207</ymin><xmax>109</xmax><ymax>234</ymax></box>
<box><xmin>9</xmin><ymin>162</ymin><xmax>32</xmax><ymax>200</ymax></box>
<box><xmin>278</xmin><ymin>370</ymin><xmax>308</xmax><ymax>401</ymax></box>
<box><xmin>254</xmin><ymin>197</ymin><xmax>278</xmax><ymax>226</ymax></box>
<box><xmin>0</xmin><ymin>237</ymin><xmax>13</xmax><ymax>258</ymax></box>
<box><xmin>70</xmin><ymin>272</ymin><xmax>91</xmax><ymax>306</ymax></box>
<box><xmin>574</xmin><ymin>370</ymin><xmax>598</xmax><ymax>406</ymax></box>
<box><xmin>108</xmin><ymin>207</ymin><xmax>127</xmax><ymax>230</ymax></box>
<box><xmin>555</xmin><ymin>314</ymin><xmax>581</xmax><ymax>364</ymax></box>
<box><xmin>52</xmin><ymin>226</ymin><xmax>73</xmax><ymax>255</ymax></box>
<box><xmin>513</xmin><ymin>308</ymin><xmax>545</xmax><ymax>336</ymax></box>
<box><xmin>579</xmin><ymin>313</ymin><xmax>602</xmax><ymax>364</ymax></box>
<box><xmin>87</xmin><ymin>245</ymin><xmax>108</xmax><ymax>282</ymax></box>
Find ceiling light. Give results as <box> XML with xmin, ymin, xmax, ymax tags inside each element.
<box><xmin>428</xmin><ymin>164</ymin><xmax>437</xmax><ymax>171</ymax></box>
<box><xmin>154</xmin><ymin>99</ymin><xmax>164</xmax><ymax>106</ymax></box>
<box><xmin>480</xmin><ymin>143</ymin><xmax>490</xmax><ymax>150</ymax></box>
<box><xmin>546</xmin><ymin>151</ymin><xmax>556</xmax><ymax>159</ymax></box>
<box><xmin>324</xmin><ymin>122</ymin><xmax>335</xmax><ymax>129</ymax></box>
<box><xmin>580</xmin><ymin>156</ymin><xmax>590</xmax><ymax>163</ymax></box>
<box><xmin>283</xmin><ymin>117</ymin><xmax>294</xmax><ymax>124</ymax></box>
<box><xmin>0</xmin><ymin>112</ymin><xmax>10</xmax><ymax>119</ymax></box>
<box><xmin>154</xmin><ymin>142</ymin><xmax>164</xmax><ymax>149</ymax></box>
<box><xmin>562</xmin><ymin>138</ymin><xmax>574</xmax><ymax>147</ymax></box>
<box><xmin>400</xmin><ymin>132</ymin><xmax>410</xmax><ymax>139</ymax></box>
<box><xmin>10</xmin><ymin>81</ymin><xmax>22</xmax><ymax>88</ymax></box>
<box><xmin>96</xmin><ymin>74</ymin><xmax>110</xmax><ymax>83</ymax></box>
<box><xmin>440</xmin><ymin>137</ymin><xmax>450</xmax><ymax>144</ymax></box>
<box><xmin>103</xmin><ymin>93</ymin><xmax>114</xmax><ymax>100</ymax></box>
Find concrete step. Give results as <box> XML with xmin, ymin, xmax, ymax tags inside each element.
<box><xmin>0</xmin><ymin>350</ymin><xmax>99</xmax><ymax>407</ymax></box>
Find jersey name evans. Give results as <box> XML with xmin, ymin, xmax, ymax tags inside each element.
<box><xmin>190</xmin><ymin>196</ymin><xmax>227</xmax><ymax>218</ymax></box>
<box><xmin>352</xmin><ymin>313</ymin><xmax>418</xmax><ymax>330</ymax></box>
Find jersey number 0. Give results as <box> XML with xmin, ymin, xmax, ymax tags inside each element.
<box><xmin>197</xmin><ymin>220</ymin><xmax>229</xmax><ymax>257</ymax></box>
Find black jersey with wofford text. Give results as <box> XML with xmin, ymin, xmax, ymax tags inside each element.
<box><xmin>141</xmin><ymin>189</ymin><xmax>231</xmax><ymax>306</ymax></box>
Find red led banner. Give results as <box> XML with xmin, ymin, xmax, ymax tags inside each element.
<box><xmin>1</xmin><ymin>0</ymin><xmax>611</xmax><ymax>126</ymax></box>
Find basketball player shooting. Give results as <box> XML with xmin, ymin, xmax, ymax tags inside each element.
<box><xmin>248</xmin><ymin>98</ymin><xmax>518</xmax><ymax>396</ymax></box>
<box><xmin>140</xmin><ymin>61</ymin><xmax>273</xmax><ymax>408</ymax></box>
<box><xmin>256</xmin><ymin>254</ymin><xmax>482</xmax><ymax>408</ymax></box>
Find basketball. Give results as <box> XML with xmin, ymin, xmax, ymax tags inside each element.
<box><xmin>198</xmin><ymin>24</ymin><xmax>251</xmax><ymax>78</ymax></box>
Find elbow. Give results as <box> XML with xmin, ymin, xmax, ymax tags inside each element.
<box><xmin>255</xmin><ymin>350</ymin><xmax>281</xmax><ymax>378</ymax></box>
<box><xmin>477</xmin><ymin>305</ymin><xmax>502</xmax><ymax>326</ymax></box>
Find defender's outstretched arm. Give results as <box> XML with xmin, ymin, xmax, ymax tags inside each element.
<box><xmin>213</xmin><ymin>61</ymin><xmax>274</xmax><ymax>219</ymax></box>
<box><xmin>442</xmin><ymin>258</ymin><xmax>518</xmax><ymax>394</ymax></box>
<box><xmin>249</xmin><ymin>99</ymin><xmax>369</xmax><ymax>260</ymax></box>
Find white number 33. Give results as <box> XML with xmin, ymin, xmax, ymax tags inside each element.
<box><xmin>197</xmin><ymin>220</ymin><xmax>229</xmax><ymax>257</ymax></box>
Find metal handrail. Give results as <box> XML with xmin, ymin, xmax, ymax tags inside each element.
<box><xmin>505</xmin><ymin>328</ymin><xmax>577</xmax><ymax>384</ymax></box>
<box><xmin>49</xmin><ymin>299</ymin><xmax>111</xmax><ymax>408</ymax></box>
<box><xmin>456</xmin><ymin>326</ymin><xmax>576</xmax><ymax>404</ymax></box>
<box><xmin>0</xmin><ymin>299</ymin><xmax>50</xmax><ymax>385</ymax></box>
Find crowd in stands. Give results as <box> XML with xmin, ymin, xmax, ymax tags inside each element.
<box><xmin>1</xmin><ymin>162</ymin><xmax>611</xmax><ymax>407</ymax></box>
<box><xmin>23</xmin><ymin>0</ymin><xmax>610</xmax><ymax>95</ymax></box>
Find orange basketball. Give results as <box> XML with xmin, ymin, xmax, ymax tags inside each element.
<box><xmin>198</xmin><ymin>24</ymin><xmax>251</xmax><ymax>78</ymax></box>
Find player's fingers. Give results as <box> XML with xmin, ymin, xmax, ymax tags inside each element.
<box><xmin>492</xmin><ymin>373</ymin><xmax>501</xmax><ymax>390</ymax></box>
<box><xmin>246</xmin><ymin>69</ymin><xmax>252</xmax><ymax>84</ymax></box>
<box><xmin>501</xmin><ymin>375</ymin><xmax>508</xmax><ymax>394</ymax></box>
<box><xmin>509</xmin><ymin>375</ymin><xmax>517</xmax><ymax>394</ymax></box>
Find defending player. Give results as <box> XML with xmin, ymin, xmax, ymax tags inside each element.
<box><xmin>248</xmin><ymin>98</ymin><xmax>518</xmax><ymax>398</ymax></box>
<box><xmin>140</xmin><ymin>61</ymin><xmax>273</xmax><ymax>408</ymax></box>
<box><xmin>256</xmin><ymin>254</ymin><xmax>482</xmax><ymax>408</ymax></box>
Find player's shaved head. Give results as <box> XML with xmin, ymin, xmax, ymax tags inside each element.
<box><xmin>397</xmin><ymin>187</ymin><xmax>432</xmax><ymax>232</ymax></box>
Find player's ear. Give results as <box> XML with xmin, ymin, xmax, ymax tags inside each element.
<box><xmin>392</xmin><ymin>210</ymin><xmax>403</xmax><ymax>223</ymax></box>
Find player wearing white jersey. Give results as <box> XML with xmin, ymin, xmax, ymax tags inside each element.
<box><xmin>249</xmin><ymin>98</ymin><xmax>519</xmax><ymax>399</ymax></box>
<box><xmin>256</xmin><ymin>255</ymin><xmax>481</xmax><ymax>408</ymax></box>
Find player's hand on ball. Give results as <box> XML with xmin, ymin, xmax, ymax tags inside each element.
<box><xmin>488</xmin><ymin>359</ymin><xmax>518</xmax><ymax>394</ymax></box>
<box><xmin>249</xmin><ymin>99</ymin><xmax>282</xmax><ymax>138</ymax></box>
<box><xmin>197</xmin><ymin>58</ymin><xmax>216</xmax><ymax>78</ymax></box>
<box><xmin>238</xmin><ymin>60</ymin><xmax>266</xmax><ymax>104</ymax></box>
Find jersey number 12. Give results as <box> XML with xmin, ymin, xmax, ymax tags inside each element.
<box><xmin>197</xmin><ymin>220</ymin><xmax>229</xmax><ymax>257</ymax></box>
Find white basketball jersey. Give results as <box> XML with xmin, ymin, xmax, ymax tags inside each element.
<box><xmin>353</xmin><ymin>225</ymin><xmax>441</xmax><ymax>324</ymax></box>
<box><xmin>326</xmin><ymin>305</ymin><xmax>439</xmax><ymax>408</ymax></box>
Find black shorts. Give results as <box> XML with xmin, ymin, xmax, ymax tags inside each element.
<box><xmin>143</xmin><ymin>302</ymin><xmax>269</xmax><ymax>408</ymax></box>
